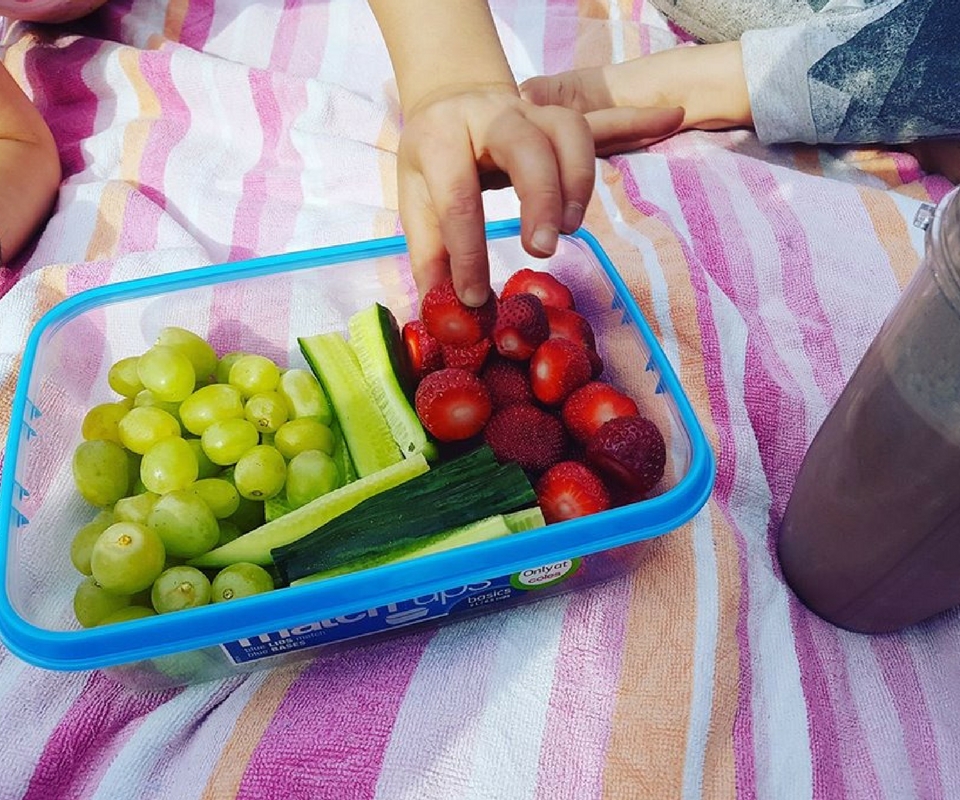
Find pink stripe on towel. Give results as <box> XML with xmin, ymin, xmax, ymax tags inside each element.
<box><xmin>22</xmin><ymin>673</ymin><xmax>177</xmax><ymax>800</ymax></box>
<box><xmin>236</xmin><ymin>631</ymin><xmax>434</xmax><ymax>800</ymax></box>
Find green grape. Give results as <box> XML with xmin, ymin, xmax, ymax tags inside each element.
<box><xmin>70</xmin><ymin>509</ymin><xmax>115</xmax><ymax>575</ymax></box>
<box><xmin>233</xmin><ymin>445</ymin><xmax>286</xmax><ymax>500</ymax></box>
<box><xmin>118</xmin><ymin>406</ymin><xmax>181</xmax><ymax>455</ymax></box>
<box><xmin>179</xmin><ymin>383</ymin><xmax>245</xmax><ymax>435</ymax></box>
<box><xmin>98</xmin><ymin>605</ymin><xmax>156</xmax><ymax>625</ymax></box>
<box><xmin>133</xmin><ymin>389</ymin><xmax>182</xmax><ymax>421</ymax></box>
<box><xmin>285</xmin><ymin>450</ymin><xmax>340</xmax><ymax>509</ymax></box>
<box><xmin>216</xmin><ymin>519</ymin><xmax>242</xmax><ymax>547</ymax></box>
<box><xmin>273</xmin><ymin>417</ymin><xmax>337</xmax><ymax>459</ymax></box>
<box><xmin>81</xmin><ymin>401</ymin><xmax>131</xmax><ymax>443</ymax></box>
<box><xmin>147</xmin><ymin>489</ymin><xmax>220</xmax><ymax>558</ymax></box>
<box><xmin>211</xmin><ymin>563</ymin><xmax>274</xmax><ymax>603</ymax></box>
<box><xmin>108</xmin><ymin>356</ymin><xmax>144</xmax><ymax>398</ymax></box>
<box><xmin>190</xmin><ymin>477</ymin><xmax>240</xmax><ymax>519</ymax></box>
<box><xmin>73</xmin><ymin>439</ymin><xmax>131</xmax><ymax>507</ymax></box>
<box><xmin>201</xmin><ymin>418</ymin><xmax>259</xmax><ymax>465</ymax></box>
<box><xmin>155</xmin><ymin>326</ymin><xmax>218</xmax><ymax>381</ymax></box>
<box><xmin>90</xmin><ymin>522</ymin><xmax>166</xmax><ymax>595</ymax></box>
<box><xmin>140</xmin><ymin>436</ymin><xmax>198</xmax><ymax>494</ymax></box>
<box><xmin>73</xmin><ymin>577</ymin><xmax>133</xmax><ymax>628</ymax></box>
<box><xmin>137</xmin><ymin>344</ymin><xmax>196</xmax><ymax>403</ymax></box>
<box><xmin>228</xmin><ymin>354</ymin><xmax>280</xmax><ymax>397</ymax></box>
<box><xmin>276</xmin><ymin>368</ymin><xmax>333</xmax><ymax>424</ymax></box>
<box><xmin>185</xmin><ymin>438</ymin><xmax>219</xmax><ymax>479</ymax></box>
<box><xmin>151</xmin><ymin>565</ymin><xmax>212</xmax><ymax>613</ymax></box>
<box><xmin>216</xmin><ymin>351</ymin><xmax>249</xmax><ymax>384</ymax></box>
<box><xmin>113</xmin><ymin>491</ymin><xmax>161</xmax><ymax>525</ymax></box>
<box><xmin>244</xmin><ymin>391</ymin><xmax>289</xmax><ymax>433</ymax></box>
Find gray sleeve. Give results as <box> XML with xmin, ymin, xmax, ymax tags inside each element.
<box><xmin>741</xmin><ymin>0</ymin><xmax>960</xmax><ymax>145</ymax></box>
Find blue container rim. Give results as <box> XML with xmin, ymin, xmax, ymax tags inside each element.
<box><xmin>0</xmin><ymin>220</ymin><xmax>716</xmax><ymax>672</ymax></box>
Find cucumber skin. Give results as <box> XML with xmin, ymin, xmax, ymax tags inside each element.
<box><xmin>298</xmin><ymin>332</ymin><xmax>401</xmax><ymax>478</ymax></box>
<box><xmin>348</xmin><ymin>303</ymin><xmax>432</xmax><ymax>459</ymax></box>
<box><xmin>289</xmin><ymin>513</ymin><xmax>518</xmax><ymax>586</ymax></box>
<box><xmin>187</xmin><ymin>454</ymin><xmax>429</xmax><ymax>568</ymax></box>
<box><xmin>272</xmin><ymin>458</ymin><xmax>537</xmax><ymax>583</ymax></box>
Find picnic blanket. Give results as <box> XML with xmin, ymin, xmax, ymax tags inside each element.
<box><xmin>1</xmin><ymin>1</ymin><xmax>958</xmax><ymax>798</ymax></box>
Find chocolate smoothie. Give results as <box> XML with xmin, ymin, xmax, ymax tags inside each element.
<box><xmin>778</xmin><ymin>233</ymin><xmax>960</xmax><ymax>633</ymax></box>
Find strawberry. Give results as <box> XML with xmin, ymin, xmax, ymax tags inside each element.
<box><xmin>442</xmin><ymin>337</ymin><xmax>492</xmax><ymax>373</ymax></box>
<box><xmin>419</xmin><ymin>279</ymin><xmax>498</xmax><ymax>347</ymax></box>
<box><xmin>545</xmin><ymin>306</ymin><xmax>596</xmax><ymax>351</ymax></box>
<box><xmin>414</xmin><ymin>368</ymin><xmax>492</xmax><ymax>442</ymax></box>
<box><xmin>493</xmin><ymin>292</ymin><xmax>549</xmax><ymax>361</ymax></box>
<box><xmin>480</xmin><ymin>355</ymin><xmax>534</xmax><ymax>408</ymax></box>
<box><xmin>402</xmin><ymin>320</ymin><xmax>444</xmax><ymax>380</ymax></box>
<box><xmin>561</xmin><ymin>381</ymin><xmax>640</xmax><ymax>444</ymax></box>
<box><xmin>483</xmin><ymin>403</ymin><xmax>567</xmax><ymax>474</ymax></box>
<box><xmin>535</xmin><ymin>461</ymin><xmax>611</xmax><ymax>523</ymax></box>
<box><xmin>501</xmin><ymin>268</ymin><xmax>576</xmax><ymax>310</ymax></box>
<box><xmin>529</xmin><ymin>338</ymin><xmax>592</xmax><ymax>406</ymax></box>
<box><xmin>545</xmin><ymin>306</ymin><xmax>603</xmax><ymax>377</ymax></box>
<box><xmin>585</xmin><ymin>414</ymin><xmax>666</xmax><ymax>494</ymax></box>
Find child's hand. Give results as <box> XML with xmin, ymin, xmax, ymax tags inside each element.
<box><xmin>397</xmin><ymin>83</ymin><xmax>594</xmax><ymax>306</ymax></box>
<box><xmin>520</xmin><ymin>42</ymin><xmax>752</xmax><ymax>155</ymax></box>
<box><xmin>369</xmin><ymin>0</ymin><xmax>685</xmax><ymax>306</ymax></box>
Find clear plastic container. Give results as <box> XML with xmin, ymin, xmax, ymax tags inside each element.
<box><xmin>0</xmin><ymin>221</ymin><xmax>714</xmax><ymax>689</ymax></box>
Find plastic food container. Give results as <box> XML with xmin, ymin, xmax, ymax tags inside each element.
<box><xmin>0</xmin><ymin>221</ymin><xmax>714</xmax><ymax>689</ymax></box>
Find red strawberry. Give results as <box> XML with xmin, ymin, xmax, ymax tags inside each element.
<box><xmin>545</xmin><ymin>306</ymin><xmax>603</xmax><ymax>377</ymax></box>
<box><xmin>480</xmin><ymin>355</ymin><xmax>534</xmax><ymax>408</ymax></box>
<box><xmin>414</xmin><ymin>368</ymin><xmax>492</xmax><ymax>442</ymax></box>
<box><xmin>420</xmin><ymin>279</ymin><xmax>498</xmax><ymax>347</ymax></box>
<box><xmin>529</xmin><ymin>338</ymin><xmax>592</xmax><ymax>406</ymax></box>
<box><xmin>585</xmin><ymin>415</ymin><xmax>666</xmax><ymax>494</ymax></box>
<box><xmin>402</xmin><ymin>320</ymin><xmax>443</xmax><ymax>380</ymax></box>
<box><xmin>535</xmin><ymin>461</ymin><xmax>611</xmax><ymax>523</ymax></box>
<box><xmin>493</xmin><ymin>292</ymin><xmax>549</xmax><ymax>361</ymax></box>
<box><xmin>545</xmin><ymin>306</ymin><xmax>596</xmax><ymax>351</ymax></box>
<box><xmin>561</xmin><ymin>382</ymin><xmax>640</xmax><ymax>444</ymax></box>
<box><xmin>501</xmin><ymin>268</ymin><xmax>575</xmax><ymax>310</ymax></box>
<box><xmin>442</xmin><ymin>337</ymin><xmax>492</xmax><ymax>373</ymax></box>
<box><xmin>483</xmin><ymin>403</ymin><xmax>567</xmax><ymax>474</ymax></box>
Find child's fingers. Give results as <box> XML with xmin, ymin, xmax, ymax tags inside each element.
<box><xmin>518</xmin><ymin>68</ymin><xmax>610</xmax><ymax>113</ymax></box>
<box><xmin>584</xmin><ymin>106</ymin><xmax>685</xmax><ymax>156</ymax></box>
<box><xmin>418</xmin><ymin>136</ymin><xmax>492</xmax><ymax>307</ymax></box>
<box><xmin>524</xmin><ymin>104</ymin><xmax>596</xmax><ymax>232</ymax></box>
<box><xmin>397</xmin><ymin>172</ymin><xmax>451</xmax><ymax>299</ymax></box>
<box><xmin>484</xmin><ymin>111</ymin><xmax>565</xmax><ymax>259</ymax></box>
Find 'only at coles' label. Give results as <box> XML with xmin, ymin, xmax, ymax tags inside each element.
<box><xmin>220</xmin><ymin>559</ymin><xmax>582</xmax><ymax>665</ymax></box>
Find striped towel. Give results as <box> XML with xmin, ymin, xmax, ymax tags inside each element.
<box><xmin>1</xmin><ymin>2</ymin><xmax>958</xmax><ymax>798</ymax></box>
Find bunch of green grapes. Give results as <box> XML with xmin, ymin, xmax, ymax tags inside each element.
<box><xmin>69</xmin><ymin>326</ymin><xmax>344</xmax><ymax>627</ymax></box>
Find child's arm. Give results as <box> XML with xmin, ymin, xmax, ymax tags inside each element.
<box><xmin>520</xmin><ymin>41</ymin><xmax>752</xmax><ymax>155</ymax></box>
<box><xmin>0</xmin><ymin>62</ymin><xmax>61</xmax><ymax>265</ymax></box>
<box><xmin>522</xmin><ymin>3</ymin><xmax>960</xmax><ymax>161</ymax></box>
<box><xmin>369</xmin><ymin>0</ymin><xmax>591</xmax><ymax>305</ymax></box>
<box><xmin>369</xmin><ymin>1</ymin><xmax>682</xmax><ymax>305</ymax></box>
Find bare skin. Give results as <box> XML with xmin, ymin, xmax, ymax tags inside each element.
<box><xmin>369</xmin><ymin>0</ymin><xmax>683</xmax><ymax>306</ymax></box>
<box><xmin>0</xmin><ymin>1</ymin><xmax>111</xmax><ymax>265</ymax></box>
<box><xmin>0</xmin><ymin>62</ymin><xmax>61</xmax><ymax>265</ymax></box>
<box><xmin>521</xmin><ymin>42</ymin><xmax>754</xmax><ymax>151</ymax></box>
<box><xmin>521</xmin><ymin>41</ymin><xmax>958</xmax><ymax>183</ymax></box>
